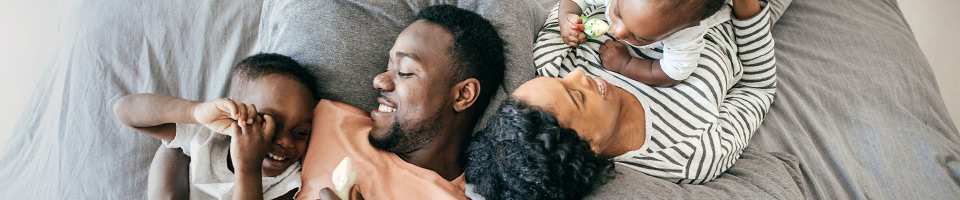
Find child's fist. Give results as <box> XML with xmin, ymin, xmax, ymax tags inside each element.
<box><xmin>229</xmin><ymin>114</ymin><xmax>276</xmax><ymax>174</ymax></box>
<box><xmin>599</xmin><ymin>40</ymin><xmax>632</xmax><ymax>72</ymax></box>
<box><xmin>560</xmin><ymin>13</ymin><xmax>588</xmax><ymax>47</ymax></box>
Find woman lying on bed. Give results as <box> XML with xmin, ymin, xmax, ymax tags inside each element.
<box><xmin>465</xmin><ymin>0</ymin><xmax>778</xmax><ymax>199</ymax></box>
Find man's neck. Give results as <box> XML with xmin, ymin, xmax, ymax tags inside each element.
<box><xmin>395</xmin><ymin>117</ymin><xmax>475</xmax><ymax>181</ymax></box>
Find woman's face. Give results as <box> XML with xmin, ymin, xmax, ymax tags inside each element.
<box><xmin>513</xmin><ymin>69</ymin><xmax>622</xmax><ymax>155</ymax></box>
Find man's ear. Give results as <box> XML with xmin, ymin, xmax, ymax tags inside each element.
<box><xmin>452</xmin><ymin>78</ymin><xmax>481</xmax><ymax>112</ymax></box>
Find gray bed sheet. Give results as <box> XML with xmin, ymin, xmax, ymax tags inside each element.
<box><xmin>0</xmin><ymin>0</ymin><xmax>957</xmax><ymax>199</ymax></box>
<box><xmin>746</xmin><ymin>0</ymin><xmax>960</xmax><ymax>198</ymax></box>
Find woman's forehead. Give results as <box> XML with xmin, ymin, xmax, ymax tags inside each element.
<box><xmin>514</xmin><ymin>78</ymin><xmax>578</xmax><ymax>116</ymax></box>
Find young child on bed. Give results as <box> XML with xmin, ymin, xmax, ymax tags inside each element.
<box><xmin>114</xmin><ymin>53</ymin><xmax>318</xmax><ymax>200</ymax></box>
<box><xmin>560</xmin><ymin>0</ymin><xmax>759</xmax><ymax>87</ymax></box>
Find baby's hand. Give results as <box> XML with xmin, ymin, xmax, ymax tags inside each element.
<box><xmin>193</xmin><ymin>98</ymin><xmax>256</xmax><ymax>134</ymax></box>
<box><xmin>228</xmin><ymin>114</ymin><xmax>276</xmax><ymax>174</ymax></box>
<box><xmin>560</xmin><ymin>13</ymin><xmax>588</xmax><ymax>47</ymax></box>
<box><xmin>599</xmin><ymin>40</ymin><xmax>633</xmax><ymax>72</ymax></box>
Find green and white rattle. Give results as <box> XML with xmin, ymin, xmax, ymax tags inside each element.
<box><xmin>574</xmin><ymin>16</ymin><xmax>610</xmax><ymax>38</ymax></box>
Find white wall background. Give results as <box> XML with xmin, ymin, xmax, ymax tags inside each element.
<box><xmin>898</xmin><ymin>0</ymin><xmax>960</xmax><ymax>129</ymax></box>
<box><xmin>0</xmin><ymin>0</ymin><xmax>63</xmax><ymax>149</ymax></box>
<box><xmin>0</xmin><ymin>1</ymin><xmax>957</xmax><ymax>150</ymax></box>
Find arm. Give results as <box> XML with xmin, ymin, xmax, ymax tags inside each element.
<box><xmin>147</xmin><ymin>146</ymin><xmax>191</xmax><ymax>200</ymax></box>
<box><xmin>231</xmin><ymin>114</ymin><xmax>276</xmax><ymax>200</ymax></box>
<box><xmin>599</xmin><ymin>40</ymin><xmax>681</xmax><ymax>87</ymax></box>
<box><xmin>114</xmin><ymin>93</ymin><xmax>254</xmax><ymax>141</ymax></box>
<box><xmin>114</xmin><ymin>94</ymin><xmax>200</xmax><ymax>141</ymax></box>
<box><xmin>733</xmin><ymin>0</ymin><xmax>763</xmax><ymax>20</ymax></box>
<box><xmin>718</xmin><ymin>0</ymin><xmax>776</xmax><ymax>155</ymax></box>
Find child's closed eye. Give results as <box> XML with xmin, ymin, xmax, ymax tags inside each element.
<box><xmin>293</xmin><ymin>129</ymin><xmax>311</xmax><ymax>140</ymax></box>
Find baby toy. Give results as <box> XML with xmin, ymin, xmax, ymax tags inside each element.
<box><xmin>572</xmin><ymin>16</ymin><xmax>610</xmax><ymax>38</ymax></box>
<box><xmin>332</xmin><ymin>157</ymin><xmax>358</xmax><ymax>200</ymax></box>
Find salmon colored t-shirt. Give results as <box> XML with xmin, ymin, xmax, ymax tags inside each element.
<box><xmin>297</xmin><ymin>100</ymin><xmax>467</xmax><ymax>200</ymax></box>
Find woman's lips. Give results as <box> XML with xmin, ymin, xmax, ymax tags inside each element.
<box><xmin>593</xmin><ymin>76</ymin><xmax>609</xmax><ymax>99</ymax></box>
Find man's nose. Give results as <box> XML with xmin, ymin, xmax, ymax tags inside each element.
<box><xmin>373</xmin><ymin>71</ymin><xmax>394</xmax><ymax>92</ymax></box>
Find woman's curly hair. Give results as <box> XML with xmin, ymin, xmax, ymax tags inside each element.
<box><xmin>466</xmin><ymin>98</ymin><xmax>615</xmax><ymax>200</ymax></box>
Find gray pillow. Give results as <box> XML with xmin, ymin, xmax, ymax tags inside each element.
<box><xmin>256</xmin><ymin>0</ymin><xmax>546</xmax><ymax>126</ymax></box>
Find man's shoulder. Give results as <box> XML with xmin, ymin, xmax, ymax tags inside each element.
<box><xmin>313</xmin><ymin>99</ymin><xmax>373</xmax><ymax>142</ymax></box>
<box><xmin>317</xmin><ymin>99</ymin><xmax>369</xmax><ymax>117</ymax></box>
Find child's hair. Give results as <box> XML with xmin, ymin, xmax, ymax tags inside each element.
<box><xmin>230</xmin><ymin>53</ymin><xmax>319</xmax><ymax>100</ymax></box>
<box><xmin>465</xmin><ymin>98</ymin><xmax>615</xmax><ymax>200</ymax></box>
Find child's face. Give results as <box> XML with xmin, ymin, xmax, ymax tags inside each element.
<box><xmin>607</xmin><ymin>0</ymin><xmax>702</xmax><ymax>47</ymax></box>
<box><xmin>231</xmin><ymin>74</ymin><xmax>314</xmax><ymax>177</ymax></box>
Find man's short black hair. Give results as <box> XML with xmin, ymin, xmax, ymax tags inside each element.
<box><xmin>414</xmin><ymin>4</ymin><xmax>506</xmax><ymax>112</ymax></box>
<box><xmin>466</xmin><ymin>98</ymin><xmax>614</xmax><ymax>200</ymax></box>
<box><xmin>231</xmin><ymin>53</ymin><xmax>319</xmax><ymax>100</ymax></box>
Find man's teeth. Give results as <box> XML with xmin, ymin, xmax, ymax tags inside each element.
<box><xmin>268</xmin><ymin>153</ymin><xmax>287</xmax><ymax>161</ymax></box>
<box><xmin>378</xmin><ymin>104</ymin><xmax>396</xmax><ymax>113</ymax></box>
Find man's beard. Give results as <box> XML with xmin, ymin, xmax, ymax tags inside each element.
<box><xmin>369</xmin><ymin>114</ymin><xmax>442</xmax><ymax>154</ymax></box>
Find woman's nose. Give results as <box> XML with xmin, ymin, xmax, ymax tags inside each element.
<box><xmin>565</xmin><ymin>68</ymin><xmax>592</xmax><ymax>86</ymax></box>
<box><xmin>372</xmin><ymin>71</ymin><xmax>394</xmax><ymax>92</ymax></box>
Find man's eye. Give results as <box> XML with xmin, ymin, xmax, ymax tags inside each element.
<box><xmin>398</xmin><ymin>72</ymin><xmax>414</xmax><ymax>77</ymax></box>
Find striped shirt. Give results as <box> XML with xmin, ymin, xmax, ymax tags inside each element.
<box><xmin>533</xmin><ymin>2</ymin><xmax>777</xmax><ymax>184</ymax></box>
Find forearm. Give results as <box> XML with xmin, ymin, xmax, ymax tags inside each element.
<box><xmin>147</xmin><ymin>146</ymin><xmax>190</xmax><ymax>200</ymax></box>
<box><xmin>733</xmin><ymin>0</ymin><xmax>762</xmax><ymax>19</ymax></box>
<box><xmin>559</xmin><ymin>0</ymin><xmax>584</xmax><ymax>16</ymax></box>
<box><xmin>619</xmin><ymin>58</ymin><xmax>681</xmax><ymax>87</ymax></box>
<box><xmin>114</xmin><ymin>93</ymin><xmax>199</xmax><ymax>141</ymax></box>
<box><xmin>234</xmin><ymin>172</ymin><xmax>264</xmax><ymax>200</ymax></box>
<box><xmin>732</xmin><ymin>1</ymin><xmax>776</xmax><ymax>87</ymax></box>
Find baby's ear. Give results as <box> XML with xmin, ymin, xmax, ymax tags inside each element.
<box><xmin>453</xmin><ymin>78</ymin><xmax>481</xmax><ymax>112</ymax></box>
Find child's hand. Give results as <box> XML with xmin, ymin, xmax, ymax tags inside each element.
<box><xmin>193</xmin><ymin>98</ymin><xmax>256</xmax><ymax>134</ymax></box>
<box><xmin>599</xmin><ymin>40</ymin><xmax>633</xmax><ymax>72</ymax></box>
<box><xmin>560</xmin><ymin>13</ymin><xmax>588</xmax><ymax>47</ymax></box>
<box><xmin>228</xmin><ymin>114</ymin><xmax>276</xmax><ymax>174</ymax></box>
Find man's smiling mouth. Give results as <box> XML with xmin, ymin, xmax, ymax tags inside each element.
<box><xmin>378</xmin><ymin>104</ymin><xmax>396</xmax><ymax>113</ymax></box>
<box><xmin>377</xmin><ymin>96</ymin><xmax>397</xmax><ymax>113</ymax></box>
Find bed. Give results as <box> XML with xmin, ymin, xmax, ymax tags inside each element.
<box><xmin>0</xmin><ymin>0</ymin><xmax>957</xmax><ymax>199</ymax></box>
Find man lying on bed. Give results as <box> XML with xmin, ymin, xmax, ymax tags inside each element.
<box><xmin>147</xmin><ymin>4</ymin><xmax>506</xmax><ymax>200</ymax></box>
<box><xmin>300</xmin><ymin>4</ymin><xmax>506</xmax><ymax>200</ymax></box>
